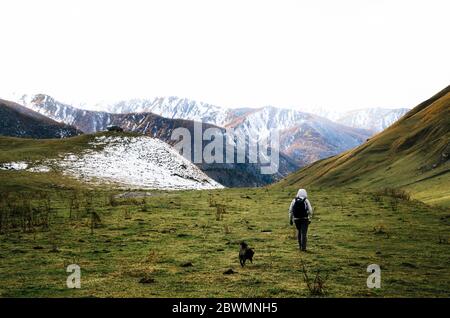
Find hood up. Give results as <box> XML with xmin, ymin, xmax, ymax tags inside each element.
<box><xmin>296</xmin><ymin>188</ymin><xmax>307</xmax><ymax>199</ymax></box>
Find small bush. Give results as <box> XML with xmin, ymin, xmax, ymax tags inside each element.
<box><xmin>68</xmin><ymin>191</ymin><xmax>81</xmax><ymax>219</ymax></box>
<box><xmin>91</xmin><ymin>211</ymin><xmax>102</xmax><ymax>228</ymax></box>
<box><xmin>438</xmin><ymin>236</ymin><xmax>449</xmax><ymax>244</ymax></box>
<box><xmin>0</xmin><ymin>192</ymin><xmax>52</xmax><ymax>234</ymax></box>
<box><xmin>224</xmin><ymin>224</ymin><xmax>231</xmax><ymax>234</ymax></box>
<box><xmin>140</xmin><ymin>198</ymin><xmax>152</xmax><ymax>212</ymax></box>
<box><xmin>216</xmin><ymin>205</ymin><xmax>226</xmax><ymax>221</ymax></box>
<box><xmin>124</xmin><ymin>208</ymin><xmax>132</xmax><ymax>220</ymax></box>
<box><xmin>375</xmin><ymin>188</ymin><xmax>411</xmax><ymax>201</ymax></box>
<box><xmin>208</xmin><ymin>195</ymin><xmax>217</xmax><ymax>207</ymax></box>
<box><xmin>109</xmin><ymin>194</ymin><xmax>119</xmax><ymax>207</ymax></box>
<box><xmin>301</xmin><ymin>261</ymin><xmax>328</xmax><ymax>296</ymax></box>
<box><xmin>373</xmin><ymin>224</ymin><xmax>389</xmax><ymax>238</ymax></box>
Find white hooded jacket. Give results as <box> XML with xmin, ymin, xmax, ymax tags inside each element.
<box><xmin>289</xmin><ymin>189</ymin><xmax>313</xmax><ymax>222</ymax></box>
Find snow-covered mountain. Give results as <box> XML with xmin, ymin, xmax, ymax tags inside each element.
<box><xmin>15</xmin><ymin>94</ymin><xmax>409</xmax><ymax>133</ymax></box>
<box><xmin>95</xmin><ymin>96</ymin><xmax>407</xmax><ymax>133</ymax></box>
<box><xmin>96</xmin><ymin>97</ymin><xmax>234</xmax><ymax>126</ymax></box>
<box><xmin>14</xmin><ymin>94</ymin><xmax>241</xmax><ymax>133</ymax></box>
<box><xmin>0</xmin><ymin>135</ymin><xmax>223</xmax><ymax>190</ymax></box>
<box><xmin>15</xmin><ymin>94</ymin><xmax>112</xmax><ymax>133</ymax></box>
<box><xmin>334</xmin><ymin>108</ymin><xmax>409</xmax><ymax>133</ymax></box>
<box><xmin>80</xmin><ymin>96</ymin><xmax>374</xmax><ymax>166</ymax></box>
<box><xmin>225</xmin><ymin>106</ymin><xmax>371</xmax><ymax>166</ymax></box>
<box><xmin>14</xmin><ymin>93</ymin><xmax>374</xmax><ymax>167</ymax></box>
<box><xmin>290</xmin><ymin>105</ymin><xmax>409</xmax><ymax>133</ymax></box>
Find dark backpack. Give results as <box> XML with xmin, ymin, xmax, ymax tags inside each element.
<box><xmin>292</xmin><ymin>197</ymin><xmax>308</xmax><ymax>219</ymax></box>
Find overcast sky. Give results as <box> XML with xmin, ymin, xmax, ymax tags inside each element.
<box><xmin>0</xmin><ymin>0</ymin><xmax>449</xmax><ymax>110</ymax></box>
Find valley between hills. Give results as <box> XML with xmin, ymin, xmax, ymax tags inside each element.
<box><xmin>0</xmin><ymin>87</ymin><xmax>448</xmax><ymax>297</ymax></box>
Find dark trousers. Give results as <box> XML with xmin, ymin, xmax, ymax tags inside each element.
<box><xmin>294</xmin><ymin>219</ymin><xmax>309</xmax><ymax>251</ymax></box>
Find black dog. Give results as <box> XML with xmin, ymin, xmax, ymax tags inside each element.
<box><xmin>239</xmin><ymin>241</ymin><xmax>255</xmax><ymax>267</ymax></box>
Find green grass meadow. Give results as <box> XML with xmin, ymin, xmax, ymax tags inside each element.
<box><xmin>1</xmin><ymin>175</ymin><xmax>449</xmax><ymax>297</ymax></box>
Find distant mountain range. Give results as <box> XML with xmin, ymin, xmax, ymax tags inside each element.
<box><xmin>14</xmin><ymin>94</ymin><xmax>376</xmax><ymax>166</ymax></box>
<box><xmin>0</xmin><ymin>99</ymin><xmax>81</xmax><ymax>139</ymax></box>
<box><xmin>13</xmin><ymin>94</ymin><xmax>408</xmax><ymax>133</ymax></box>
<box><xmin>2</xmin><ymin>93</ymin><xmax>410</xmax><ymax>187</ymax></box>
<box><xmin>86</xmin><ymin>96</ymin><xmax>408</xmax><ymax>134</ymax></box>
<box><xmin>277</xmin><ymin>86</ymin><xmax>450</xmax><ymax>206</ymax></box>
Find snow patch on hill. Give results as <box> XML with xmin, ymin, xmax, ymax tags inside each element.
<box><xmin>335</xmin><ymin>108</ymin><xmax>409</xmax><ymax>132</ymax></box>
<box><xmin>0</xmin><ymin>136</ymin><xmax>223</xmax><ymax>190</ymax></box>
<box><xmin>0</xmin><ymin>161</ymin><xmax>28</xmax><ymax>170</ymax></box>
<box><xmin>54</xmin><ymin>136</ymin><xmax>223</xmax><ymax>190</ymax></box>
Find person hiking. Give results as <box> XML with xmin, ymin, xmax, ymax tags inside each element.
<box><xmin>289</xmin><ymin>188</ymin><xmax>313</xmax><ymax>251</ymax></box>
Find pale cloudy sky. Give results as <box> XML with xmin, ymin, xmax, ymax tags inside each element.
<box><xmin>0</xmin><ymin>0</ymin><xmax>449</xmax><ymax>110</ymax></box>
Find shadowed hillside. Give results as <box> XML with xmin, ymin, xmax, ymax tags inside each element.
<box><xmin>276</xmin><ymin>86</ymin><xmax>450</xmax><ymax>206</ymax></box>
<box><xmin>0</xmin><ymin>99</ymin><xmax>81</xmax><ymax>139</ymax></box>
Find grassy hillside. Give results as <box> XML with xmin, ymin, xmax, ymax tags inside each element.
<box><xmin>276</xmin><ymin>86</ymin><xmax>450</xmax><ymax>207</ymax></box>
<box><xmin>0</xmin><ymin>132</ymin><xmax>141</xmax><ymax>165</ymax></box>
